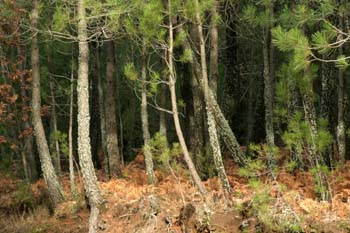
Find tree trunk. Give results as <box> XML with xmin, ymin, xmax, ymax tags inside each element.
<box><xmin>167</xmin><ymin>1</ymin><xmax>206</xmax><ymax>195</ymax></box>
<box><xmin>209</xmin><ymin>1</ymin><xmax>219</xmax><ymax>96</ymax></box>
<box><xmin>90</xmin><ymin>47</ymin><xmax>101</xmax><ymax>169</ymax></box>
<box><xmin>77</xmin><ymin>0</ymin><xmax>103</xmax><ymax>231</ymax></box>
<box><xmin>159</xmin><ymin>82</ymin><xmax>168</xmax><ymax>139</ymax></box>
<box><xmin>96</xmin><ymin>46</ymin><xmax>109</xmax><ymax>177</ymax></box>
<box><xmin>31</xmin><ymin>0</ymin><xmax>63</xmax><ymax>206</ymax></box>
<box><xmin>195</xmin><ymin>0</ymin><xmax>232</xmax><ymax>197</ymax></box>
<box><xmin>263</xmin><ymin>4</ymin><xmax>275</xmax><ymax>150</ymax></box>
<box><xmin>18</xmin><ymin>46</ymin><xmax>38</xmax><ymax>182</ymax></box>
<box><xmin>141</xmin><ymin>52</ymin><xmax>156</xmax><ymax>184</ymax></box>
<box><xmin>301</xmin><ymin>69</ymin><xmax>330</xmax><ymax>202</ymax></box>
<box><xmin>337</xmin><ymin>13</ymin><xmax>346</xmax><ymax>164</ymax></box>
<box><xmin>69</xmin><ymin>58</ymin><xmax>75</xmax><ymax>195</ymax></box>
<box><xmin>49</xmin><ymin>76</ymin><xmax>61</xmax><ymax>175</ymax></box>
<box><xmin>104</xmin><ymin>41</ymin><xmax>121</xmax><ymax>177</ymax></box>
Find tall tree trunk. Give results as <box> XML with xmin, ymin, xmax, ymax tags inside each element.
<box><xmin>301</xmin><ymin>69</ymin><xmax>330</xmax><ymax>201</ymax></box>
<box><xmin>77</xmin><ymin>0</ymin><xmax>103</xmax><ymax>231</ymax></box>
<box><xmin>96</xmin><ymin>46</ymin><xmax>109</xmax><ymax>177</ymax></box>
<box><xmin>90</xmin><ymin>44</ymin><xmax>101</xmax><ymax>169</ymax></box>
<box><xmin>337</xmin><ymin>13</ymin><xmax>346</xmax><ymax>164</ymax></box>
<box><xmin>49</xmin><ymin>76</ymin><xmax>61</xmax><ymax>175</ymax></box>
<box><xmin>18</xmin><ymin>46</ymin><xmax>38</xmax><ymax>182</ymax></box>
<box><xmin>69</xmin><ymin>57</ymin><xmax>75</xmax><ymax>195</ymax></box>
<box><xmin>263</xmin><ymin>4</ymin><xmax>275</xmax><ymax>149</ymax></box>
<box><xmin>209</xmin><ymin>0</ymin><xmax>219</xmax><ymax>96</ymax></box>
<box><xmin>31</xmin><ymin>0</ymin><xmax>63</xmax><ymax>206</ymax></box>
<box><xmin>141</xmin><ymin>52</ymin><xmax>156</xmax><ymax>184</ymax></box>
<box><xmin>167</xmin><ymin>1</ymin><xmax>206</xmax><ymax>195</ymax></box>
<box><xmin>195</xmin><ymin>0</ymin><xmax>232</xmax><ymax>197</ymax></box>
<box><xmin>104</xmin><ymin>41</ymin><xmax>121</xmax><ymax>177</ymax></box>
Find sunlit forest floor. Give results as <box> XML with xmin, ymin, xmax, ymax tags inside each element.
<box><xmin>1</xmin><ymin>150</ymin><xmax>350</xmax><ymax>233</ymax></box>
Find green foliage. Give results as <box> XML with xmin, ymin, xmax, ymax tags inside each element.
<box><xmin>124</xmin><ymin>63</ymin><xmax>138</xmax><ymax>81</ymax></box>
<box><xmin>239</xmin><ymin>157</ymin><xmax>266</xmax><ymax>179</ymax></box>
<box><xmin>52</xmin><ymin>6</ymin><xmax>70</xmax><ymax>32</ymax></box>
<box><xmin>149</xmin><ymin>132</ymin><xmax>183</xmax><ymax>174</ymax></box>
<box><xmin>14</xmin><ymin>181</ymin><xmax>36</xmax><ymax>211</ymax></box>
<box><xmin>310</xmin><ymin>165</ymin><xmax>330</xmax><ymax>197</ymax></box>
<box><xmin>311</xmin><ymin>22</ymin><xmax>337</xmax><ymax>55</ymax></box>
<box><xmin>282</xmin><ymin>112</ymin><xmax>333</xmax><ymax>166</ymax></box>
<box><xmin>139</xmin><ymin>0</ymin><xmax>165</xmax><ymax>42</ymax></box>
<box><xmin>179</xmin><ymin>48</ymin><xmax>193</xmax><ymax>63</ymax></box>
<box><xmin>335</xmin><ymin>55</ymin><xmax>349</xmax><ymax>70</ymax></box>
<box><xmin>272</xmin><ymin>26</ymin><xmax>311</xmax><ymax>71</ymax></box>
<box><xmin>49</xmin><ymin>130</ymin><xmax>68</xmax><ymax>158</ymax></box>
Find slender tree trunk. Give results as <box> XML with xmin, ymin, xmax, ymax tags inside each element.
<box><xmin>18</xmin><ymin>46</ymin><xmax>38</xmax><ymax>182</ymax></box>
<box><xmin>90</xmin><ymin>50</ymin><xmax>101</xmax><ymax>169</ymax></box>
<box><xmin>141</xmin><ymin>52</ymin><xmax>156</xmax><ymax>184</ymax></box>
<box><xmin>116</xmin><ymin>69</ymin><xmax>124</xmax><ymax>167</ymax></box>
<box><xmin>337</xmin><ymin>68</ymin><xmax>345</xmax><ymax>164</ymax></box>
<box><xmin>191</xmin><ymin>66</ymin><xmax>205</xmax><ymax>161</ymax></box>
<box><xmin>104</xmin><ymin>41</ymin><xmax>121</xmax><ymax>177</ymax></box>
<box><xmin>337</xmin><ymin>13</ymin><xmax>346</xmax><ymax>164</ymax></box>
<box><xmin>195</xmin><ymin>0</ymin><xmax>232</xmax><ymax>197</ymax></box>
<box><xmin>301</xmin><ymin>69</ymin><xmax>330</xmax><ymax>201</ymax></box>
<box><xmin>167</xmin><ymin>1</ymin><xmax>206</xmax><ymax>195</ymax></box>
<box><xmin>263</xmin><ymin>7</ymin><xmax>275</xmax><ymax>149</ymax></box>
<box><xmin>49</xmin><ymin>77</ymin><xmax>61</xmax><ymax>175</ymax></box>
<box><xmin>77</xmin><ymin>1</ymin><xmax>103</xmax><ymax>231</ymax></box>
<box><xmin>69</xmin><ymin>58</ymin><xmax>75</xmax><ymax>195</ymax></box>
<box><xmin>209</xmin><ymin>0</ymin><xmax>219</xmax><ymax>96</ymax></box>
<box><xmin>96</xmin><ymin>46</ymin><xmax>109</xmax><ymax>177</ymax></box>
<box><xmin>31</xmin><ymin>0</ymin><xmax>63</xmax><ymax>206</ymax></box>
<box><xmin>159</xmin><ymin>82</ymin><xmax>168</xmax><ymax>138</ymax></box>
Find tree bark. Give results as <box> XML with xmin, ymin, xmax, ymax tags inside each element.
<box><xmin>77</xmin><ymin>0</ymin><xmax>103</xmax><ymax>231</ymax></box>
<box><xmin>301</xmin><ymin>69</ymin><xmax>330</xmax><ymax>201</ymax></box>
<box><xmin>141</xmin><ymin>52</ymin><xmax>156</xmax><ymax>184</ymax></box>
<box><xmin>263</xmin><ymin>3</ymin><xmax>275</xmax><ymax>150</ymax></box>
<box><xmin>195</xmin><ymin>0</ymin><xmax>232</xmax><ymax>197</ymax></box>
<box><xmin>167</xmin><ymin>1</ymin><xmax>206</xmax><ymax>195</ymax></box>
<box><xmin>337</xmin><ymin>13</ymin><xmax>346</xmax><ymax>164</ymax></box>
<box><xmin>49</xmin><ymin>75</ymin><xmax>61</xmax><ymax>175</ymax></box>
<box><xmin>159</xmin><ymin>82</ymin><xmax>168</xmax><ymax>139</ymax></box>
<box><xmin>104</xmin><ymin>41</ymin><xmax>121</xmax><ymax>177</ymax></box>
<box><xmin>69</xmin><ymin>58</ymin><xmax>75</xmax><ymax>195</ymax></box>
<box><xmin>31</xmin><ymin>0</ymin><xmax>63</xmax><ymax>206</ymax></box>
<box><xmin>96</xmin><ymin>46</ymin><xmax>109</xmax><ymax>177</ymax></box>
<box><xmin>18</xmin><ymin>46</ymin><xmax>38</xmax><ymax>182</ymax></box>
<box><xmin>209</xmin><ymin>1</ymin><xmax>219</xmax><ymax>96</ymax></box>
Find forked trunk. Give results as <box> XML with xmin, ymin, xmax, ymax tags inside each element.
<box><xmin>167</xmin><ymin>0</ymin><xmax>206</xmax><ymax>195</ymax></box>
<box><xmin>195</xmin><ymin>0</ymin><xmax>232</xmax><ymax>197</ymax></box>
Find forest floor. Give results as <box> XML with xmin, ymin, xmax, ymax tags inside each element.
<box><xmin>1</xmin><ymin>151</ymin><xmax>350</xmax><ymax>232</ymax></box>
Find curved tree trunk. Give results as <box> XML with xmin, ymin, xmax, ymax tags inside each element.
<box><xmin>77</xmin><ymin>0</ymin><xmax>103</xmax><ymax>231</ymax></box>
<box><xmin>167</xmin><ymin>1</ymin><xmax>206</xmax><ymax>195</ymax></box>
<box><xmin>141</xmin><ymin>52</ymin><xmax>155</xmax><ymax>184</ymax></box>
<box><xmin>31</xmin><ymin>0</ymin><xmax>63</xmax><ymax>206</ymax></box>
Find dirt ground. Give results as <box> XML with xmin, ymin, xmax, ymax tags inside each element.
<box><xmin>1</xmin><ymin>154</ymin><xmax>350</xmax><ymax>233</ymax></box>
